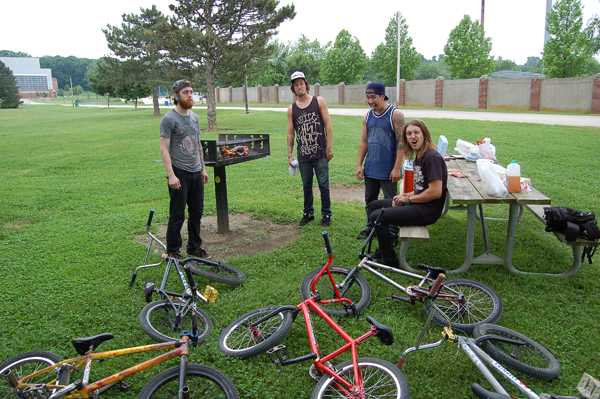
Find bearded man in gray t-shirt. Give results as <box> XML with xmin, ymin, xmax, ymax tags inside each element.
<box><xmin>159</xmin><ymin>79</ymin><xmax>210</xmax><ymax>259</ymax></box>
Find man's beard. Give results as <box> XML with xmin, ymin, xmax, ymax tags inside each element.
<box><xmin>180</xmin><ymin>98</ymin><xmax>194</xmax><ymax>109</ymax></box>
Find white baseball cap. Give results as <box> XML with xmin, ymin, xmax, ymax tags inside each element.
<box><xmin>291</xmin><ymin>71</ymin><xmax>306</xmax><ymax>81</ymax></box>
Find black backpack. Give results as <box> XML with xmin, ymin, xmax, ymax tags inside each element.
<box><xmin>543</xmin><ymin>206</ymin><xmax>600</xmax><ymax>264</ymax></box>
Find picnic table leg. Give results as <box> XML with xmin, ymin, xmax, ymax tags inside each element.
<box><xmin>447</xmin><ymin>204</ymin><xmax>476</xmax><ymax>274</ymax></box>
<box><xmin>398</xmin><ymin>242</ymin><xmax>419</xmax><ymax>273</ymax></box>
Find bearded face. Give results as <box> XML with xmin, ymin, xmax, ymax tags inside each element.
<box><xmin>179</xmin><ymin>97</ymin><xmax>194</xmax><ymax>109</ymax></box>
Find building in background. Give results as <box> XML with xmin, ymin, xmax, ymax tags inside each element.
<box><xmin>0</xmin><ymin>57</ymin><xmax>57</xmax><ymax>99</ymax></box>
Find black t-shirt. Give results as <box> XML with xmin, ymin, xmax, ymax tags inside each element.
<box><xmin>413</xmin><ymin>149</ymin><xmax>448</xmax><ymax>224</ymax></box>
<box><xmin>291</xmin><ymin>96</ymin><xmax>327</xmax><ymax>162</ymax></box>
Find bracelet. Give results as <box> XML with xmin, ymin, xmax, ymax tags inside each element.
<box><xmin>406</xmin><ymin>196</ymin><xmax>411</xmax><ymax>205</ymax></box>
<box><xmin>288</xmin><ymin>154</ymin><xmax>293</xmax><ymax>158</ymax></box>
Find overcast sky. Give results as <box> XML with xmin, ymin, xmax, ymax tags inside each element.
<box><xmin>3</xmin><ymin>0</ymin><xmax>600</xmax><ymax>65</ymax></box>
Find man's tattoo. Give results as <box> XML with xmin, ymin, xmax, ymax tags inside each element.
<box><xmin>326</xmin><ymin>148</ymin><xmax>332</xmax><ymax>154</ymax></box>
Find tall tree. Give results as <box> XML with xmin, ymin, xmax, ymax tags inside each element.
<box><xmin>103</xmin><ymin>5</ymin><xmax>170</xmax><ymax>116</ymax></box>
<box><xmin>168</xmin><ymin>0</ymin><xmax>295</xmax><ymax>131</ymax></box>
<box><xmin>371</xmin><ymin>13</ymin><xmax>421</xmax><ymax>84</ymax></box>
<box><xmin>0</xmin><ymin>61</ymin><xmax>22</xmax><ymax>108</ymax></box>
<box><xmin>285</xmin><ymin>35</ymin><xmax>327</xmax><ymax>85</ymax></box>
<box><xmin>443</xmin><ymin>14</ymin><xmax>493</xmax><ymax>79</ymax></box>
<box><xmin>320</xmin><ymin>29</ymin><xmax>368</xmax><ymax>85</ymax></box>
<box><xmin>87</xmin><ymin>58</ymin><xmax>118</xmax><ymax>107</ymax></box>
<box><xmin>542</xmin><ymin>0</ymin><xmax>592</xmax><ymax>78</ymax></box>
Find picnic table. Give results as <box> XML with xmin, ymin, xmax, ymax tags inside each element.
<box><xmin>443</xmin><ymin>157</ymin><xmax>551</xmax><ymax>275</ymax></box>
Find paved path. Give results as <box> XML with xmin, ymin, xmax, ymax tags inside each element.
<box><xmin>26</xmin><ymin>100</ymin><xmax>600</xmax><ymax>127</ymax></box>
<box><xmin>217</xmin><ymin>106</ymin><xmax>600</xmax><ymax>128</ymax></box>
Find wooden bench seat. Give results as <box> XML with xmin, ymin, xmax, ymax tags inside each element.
<box><xmin>398</xmin><ymin>225</ymin><xmax>430</xmax><ymax>242</ymax></box>
<box><xmin>524</xmin><ymin>204</ymin><xmax>598</xmax><ymax>277</ymax></box>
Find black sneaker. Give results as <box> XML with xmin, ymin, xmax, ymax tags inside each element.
<box><xmin>187</xmin><ymin>247</ymin><xmax>211</xmax><ymax>259</ymax></box>
<box><xmin>166</xmin><ymin>252</ymin><xmax>182</xmax><ymax>260</ymax></box>
<box><xmin>372</xmin><ymin>249</ymin><xmax>383</xmax><ymax>260</ymax></box>
<box><xmin>299</xmin><ymin>214</ymin><xmax>315</xmax><ymax>226</ymax></box>
<box><xmin>355</xmin><ymin>229</ymin><xmax>371</xmax><ymax>239</ymax></box>
<box><xmin>321</xmin><ymin>215</ymin><xmax>332</xmax><ymax>227</ymax></box>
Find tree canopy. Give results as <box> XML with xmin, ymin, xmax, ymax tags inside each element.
<box><xmin>285</xmin><ymin>35</ymin><xmax>327</xmax><ymax>85</ymax></box>
<box><xmin>39</xmin><ymin>56</ymin><xmax>94</xmax><ymax>91</ymax></box>
<box><xmin>542</xmin><ymin>0</ymin><xmax>593</xmax><ymax>78</ymax></box>
<box><xmin>371</xmin><ymin>13</ymin><xmax>421</xmax><ymax>84</ymax></box>
<box><xmin>103</xmin><ymin>5</ymin><xmax>170</xmax><ymax>115</ymax></box>
<box><xmin>168</xmin><ymin>0</ymin><xmax>295</xmax><ymax>131</ymax></box>
<box><xmin>320</xmin><ymin>30</ymin><xmax>368</xmax><ymax>85</ymax></box>
<box><xmin>443</xmin><ymin>15</ymin><xmax>493</xmax><ymax>79</ymax></box>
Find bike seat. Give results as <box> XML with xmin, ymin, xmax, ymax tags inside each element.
<box><xmin>418</xmin><ymin>264</ymin><xmax>446</xmax><ymax>278</ymax></box>
<box><xmin>366</xmin><ymin>316</ymin><xmax>394</xmax><ymax>346</ymax></box>
<box><xmin>71</xmin><ymin>333</ymin><xmax>115</xmax><ymax>355</ymax></box>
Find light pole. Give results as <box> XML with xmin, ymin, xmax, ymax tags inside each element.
<box><xmin>396</xmin><ymin>11</ymin><xmax>401</xmax><ymax>107</ymax></box>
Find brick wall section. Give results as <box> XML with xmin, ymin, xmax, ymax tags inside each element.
<box><xmin>338</xmin><ymin>82</ymin><xmax>345</xmax><ymax>105</ymax></box>
<box><xmin>314</xmin><ymin>83</ymin><xmax>320</xmax><ymax>97</ymax></box>
<box><xmin>529</xmin><ymin>74</ymin><xmax>542</xmax><ymax>111</ymax></box>
<box><xmin>435</xmin><ymin>76</ymin><xmax>444</xmax><ymax>107</ymax></box>
<box><xmin>257</xmin><ymin>85</ymin><xmax>262</xmax><ymax>103</ymax></box>
<box><xmin>398</xmin><ymin>79</ymin><xmax>406</xmax><ymax>106</ymax></box>
<box><xmin>215</xmin><ymin>87</ymin><xmax>220</xmax><ymax>103</ymax></box>
<box><xmin>592</xmin><ymin>74</ymin><xmax>600</xmax><ymax>113</ymax></box>
<box><xmin>274</xmin><ymin>84</ymin><xmax>279</xmax><ymax>104</ymax></box>
<box><xmin>228</xmin><ymin>86</ymin><xmax>233</xmax><ymax>103</ymax></box>
<box><xmin>479</xmin><ymin>75</ymin><xmax>488</xmax><ymax>109</ymax></box>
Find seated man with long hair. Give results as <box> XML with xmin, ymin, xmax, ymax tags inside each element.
<box><xmin>369</xmin><ymin>119</ymin><xmax>448</xmax><ymax>268</ymax></box>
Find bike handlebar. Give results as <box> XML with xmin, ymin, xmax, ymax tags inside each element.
<box><xmin>428</xmin><ymin>273</ymin><xmax>445</xmax><ymax>299</ymax></box>
<box><xmin>146</xmin><ymin>209</ymin><xmax>155</xmax><ymax>228</ymax></box>
<box><xmin>322</xmin><ymin>231</ymin><xmax>334</xmax><ymax>255</ymax></box>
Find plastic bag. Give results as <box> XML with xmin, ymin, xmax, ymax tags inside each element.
<box><xmin>477</xmin><ymin>159</ymin><xmax>507</xmax><ymax>198</ymax></box>
<box><xmin>455</xmin><ymin>138</ymin><xmax>497</xmax><ymax>163</ymax></box>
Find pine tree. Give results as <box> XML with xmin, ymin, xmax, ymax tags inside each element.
<box><xmin>0</xmin><ymin>61</ymin><xmax>22</xmax><ymax>109</ymax></box>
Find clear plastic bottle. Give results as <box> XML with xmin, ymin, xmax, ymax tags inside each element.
<box><xmin>507</xmin><ymin>160</ymin><xmax>521</xmax><ymax>193</ymax></box>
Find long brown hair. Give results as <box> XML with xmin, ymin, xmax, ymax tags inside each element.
<box><xmin>401</xmin><ymin>119</ymin><xmax>437</xmax><ymax>160</ymax></box>
<box><xmin>290</xmin><ymin>78</ymin><xmax>310</xmax><ymax>95</ymax></box>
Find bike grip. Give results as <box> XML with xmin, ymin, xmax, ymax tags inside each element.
<box><xmin>428</xmin><ymin>273</ymin><xmax>445</xmax><ymax>297</ymax></box>
<box><xmin>183</xmin><ymin>264</ymin><xmax>197</xmax><ymax>288</ymax></box>
<box><xmin>322</xmin><ymin>231</ymin><xmax>334</xmax><ymax>255</ymax></box>
<box><xmin>146</xmin><ymin>210</ymin><xmax>155</xmax><ymax>227</ymax></box>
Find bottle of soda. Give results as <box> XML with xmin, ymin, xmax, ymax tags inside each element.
<box><xmin>507</xmin><ymin>161</ymin><xmax>521</xmax><ymax>193</ymax></box>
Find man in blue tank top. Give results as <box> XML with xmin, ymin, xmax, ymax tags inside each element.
<box><xmin>287</xmin><ymin>71</ymin><xmax>334</xmax><ymax>227</ymax></box>
<box><xmin>355</xmin><ymin>82</ymin><xmax>406</xmax><ymax>242</ymax></box>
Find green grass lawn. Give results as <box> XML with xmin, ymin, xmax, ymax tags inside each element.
<box><xmin>1</xmin><ymin>104</ymin><xmax>599</xmax><ymax>398</ymax></box>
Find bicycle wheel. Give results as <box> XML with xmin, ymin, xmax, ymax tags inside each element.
<box><xmin>473</xmin><ymin>323</ymin><xmax>562</xmax><ymax>380</ymax></box>
<box><xmin>424</xmin><ymin>279</ymin><xmax>503</xmax><ymax>333</ymax></box>
<box><xmin>182</xmin><ymin>257</ymin><xmax>246</xmax><ymax>285</ymax></box>
<box><xmin>139</xmin><ymin>299</ymin><xmax>213</xmax><ymax>343</ymax></box>
<box><xmin>0</xmin><ymin>351</ymin><xmax>70</xmax><ymax>399</ymax></box>
<box><xmin>311</xmin><ymin>357</ymin><xmax>411</xmax><ymax>399</ymax></box>
<box><xmin>218</xmin><ymin>306</ymin><xmax>294</xmax><ymax>360</ymax></box>
<box><xmin>137</xmin><ymin>363</ymin><xmax>239</xmax><ymax>399</ymax></box>
<box><xmin>300</xmin><ymin>265</ymin><xmax>371</xmax><ymax>317</ymax></box>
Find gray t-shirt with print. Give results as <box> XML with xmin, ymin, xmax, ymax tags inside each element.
<box><xmin>159</xmin><ymin>109</ymin><xmax>203</xmax><ymax>172</ymax></box>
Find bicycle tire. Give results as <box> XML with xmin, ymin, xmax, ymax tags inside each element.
<box><xmin>310</xmin><ymin>357</ymin><xmax>411</xmax><ymax>399</ymax></box>
<box><xmin>0</xmin><ymin>351</ymin><xmax>70</xmax><ymax>399</ymax></box>
<box><xmin>137</xmin><ymin>363</ymin><xmax>239</xmax><ymax>399</ymax></box>
<box><xmin>424</xmin><ymin>279</ymin><xmax>503</xmax><ymax>333</ymax></box>
<box><xmin>182</xmin><ymin>257</ymin><xmax>246</xmax><ymax>285</ymax></box>
<box><xmin>139</xmin><ymin>299</ymin><xmax>213</xmax><ymax>343</ymax></box>
<box><xmin>300</xmin><ymin>265</ymin><xmax>371</xmax><ymax>317</ymax></box>
<box><xmin>473</xmin><ymin>323</ymin><xmax>562</xmax><ymax>381</ymax></box>
<box><xmin>218</xmin><ymin>306</ymin><xmax>294</xmax><ymax>360</ymax></box>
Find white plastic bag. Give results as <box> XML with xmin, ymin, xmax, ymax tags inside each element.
<box><xmin>455</xmin><ymin>138</ymin><xmax>498</xmax><ymax>162</ymax></box>
<box><xmin>477</xmin><ymin>159</ymin><xmax>507</xmax><ymax>198</ymax></box>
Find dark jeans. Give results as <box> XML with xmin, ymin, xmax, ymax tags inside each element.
<box><xmin>370</xmin><ymin>199</ymin><xmax>428</xmax><ymax>264</ymax></box>
<box><xmin>364</xmin><ymin>177</ymin><xmax>398</xmax><ymax>235</ymax></box>
<box><xmin>166</xmin><ymin>167</ymin><xmax>205</xmax><ymax>253</ymax></box>
<box><xmin>299</xmin><ymin>157</ymin><xmax>332</xmax><ymax>217</ymax></box>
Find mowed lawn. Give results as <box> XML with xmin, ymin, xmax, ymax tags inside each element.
<box><xmin>1</xmin><ymin>104</ymin><xmax>599</xmax><ymax>399</ymax></box>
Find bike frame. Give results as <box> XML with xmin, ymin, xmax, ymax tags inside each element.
<box><xmin>257</xmin><ymin>295</ymin><xmax>380</xmax><ymax>397</ymax></box>
<box><xmin>6</xmin><ymin>337</ymin><xmax>192</xmax><ymax>399</ymax></box>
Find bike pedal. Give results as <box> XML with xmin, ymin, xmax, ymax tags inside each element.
<box><xmin>144</xmin><ymin>279</ymin><xmax>155</xmax><ymax>303</ymax></box>
<box><xmin>267</xmin><ymin>345</ymin><xmax>290</xmax><ymax>365</ymax></box>
<box><xmin>578</xmin><ymin>373</ymin><xmax>600</xmax><ymax>399</ymax></box>
<box><xmin>119</xmin><ymin>380</ymin><xmax>132</xmax><ymax>392</ymax></box>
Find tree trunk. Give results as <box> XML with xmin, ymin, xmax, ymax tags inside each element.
<box><xmin>205</xmin><ymin>59</ymin><xmax>217</xmax><ymax>132</ymax></box>
<box><xmin>152</xmin><ymin>85</ymin><xmax>160</xmax><ymax>116</ymax></box>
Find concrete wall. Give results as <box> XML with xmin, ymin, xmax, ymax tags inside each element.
<box><xmin>540</xmin><ymin>77</ymin><xmax>594</xmax><ymax>113</ymax></box>
<box><xmin>406</xmin><ymin>80</ymin><xmax>436</xmax><ymax>107</ymax></box>
<box><xmin>215</xmin><ymin>74</ymin><xmax>600</xmax><ymax>114</ymax></box>
<box><xmin>487</xmin><ymin>78</ymin><xmax>531</xmax><ymax>110</ymax></box>
<box><xmin>443</xmin><ymin>78</ymin><xmax>479</xmax><ymax>108</ymax></box>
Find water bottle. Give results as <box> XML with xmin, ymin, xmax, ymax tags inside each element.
<box><xmin>507</xmin><ymin>161</ymin><xmax>521</xmax><ymax>193</ymax></box>
<box><xmin>403</xmin><ymin>160</ymin><xmax>414</xmax><ymax>194</ymax></box>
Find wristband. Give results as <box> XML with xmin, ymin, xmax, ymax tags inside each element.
<box><xmin>406</xmin><ymin>196</ymin><xmax>411</xmax><ymax>205</ymax></box>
